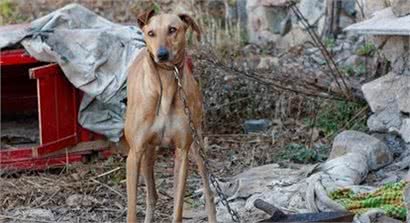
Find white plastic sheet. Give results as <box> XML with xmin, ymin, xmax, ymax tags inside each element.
<box><xmin>0</xmin><ymin>4</ymin><xmax>145</xmax><ymax>141</ymax></box>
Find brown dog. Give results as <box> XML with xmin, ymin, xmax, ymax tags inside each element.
<box><xmin>124</xmin><ymin>10</ymin><xmax>217</xmax><ymax>223</ymax></box>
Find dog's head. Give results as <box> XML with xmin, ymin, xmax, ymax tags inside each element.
<box><xmin>137</xmin><ymin>10</ymin><xmax>201</xmax><ymax>64</ymax></box>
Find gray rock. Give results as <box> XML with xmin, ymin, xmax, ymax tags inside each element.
<box><xmin>342</xmin><ymin>0</ymin><xmax>356</xmax><ymax>16</ymax></box>
<box><xmin>256</xmin><ymin>56</ymin><xmax>279</xmax><ymax>69</ymax></box>
<box><xmin>329</xmin><ymin>130</ymin><xmax>393</xmax><ymax>170</ymax></box>
<box><xmin>339</xmin><ymin>14</ymin><xmax>356</xmax><ymax>29</ymax></box>
<box><xmin>356</xmin><ymin>209</ymin><xmax>405</xmax><ymax>223</ymax></box>
<box><xmin>237</xmin><ymin>0</ymin><xmax>248</xmax><ymax>28</ymax></box>
<box><xmin>276</xmin><ymin>26</ymin><xmax>310</xmax><ymax>49</ymax></box>
<box><xmin>378</xmin><ymin>36</ymin><xmax>410</xmax><ymax>75</ymax></box>
<box><xmin>246</xmin><ymin>0</ymin><xmax>289</xmax><ymax>44</ymax></box>
<box><xmin>367</xmin><ymin>104</ymin><xmax>402</xmax><ymax>133</ymax></box>
<box><xmin>379</xmin><ymin>175</ymin><xmax>401</xmax><ymax>184</ymax></box>
<box><xmin>406</xmin><ymin>169</ymin><xmax>410</xmax><ymax>181</ymax></box>
<box><xmin>345</xmin><ymin>8</ymin><xmax>410</xmax><ymax>36</ymax></box>
<box><xmin>362</xmin><ymin>72</ymin><xmax>410</xmax><ymax>113</ymax></box>
<box><xmin>305</xmin><ymin>47</ymin><xmax>320</xmax><ymax>55</ymax></box>
<box><xmin>372</xmin><ymin>133</ymin><xmax>406</xmax><ymax>157</ymax></box>
<box><xmin>397</xmin><ymin>85</ymin><xmax>410</xmax><ymax>113</ymax></box>
<box><xmin>391</xmin><ymin>0</ymin><xmax>410</xmax><ymax>17</ymax></box>
<box><xmin>244</xmin><ymin>119</ymin><xmax>272</xmax><ymax>133</ymax></box>
<box><xmin>374</xmin><ymin>216</ymin><xmax>405</xmax><ymax>223</ymax></box>
<box><xmin>298</xmin><ymin>0</ymin><xmax>326</xmax><ymax>27</ymax></box>
<box><xmin>280</xmin><ymin>14</ymin><xmax>292</xmax><ymax>36</ymax></box>
<box><xmin>310</xmin><ymin>53</ymin><xmax>325</xmax><ymax>65</ymax></box>
<box><xmin>344</xmin><ymin>55</ymin><xmax>366</xmax><ymax>67</ymax></box>
<box><xmin>400</xmin><ymin>119</ymin><xmax>410</xmax><ymax>143</ymax></box>
<box><xmin>207</xmin><ymin>0</ymin><xmax>226</xmax><ymax>18</ymax></box>
<box><xmin>384</xmin><ymin>134</ymin><xmax>407</xmax><ymax>157</ymax></box>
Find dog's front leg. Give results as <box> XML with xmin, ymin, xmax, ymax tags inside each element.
<box><xmin>127</xmin><ymin>143</ymin><xmax>145</xmax><ymax>223</ymax></box>
<box><xmin>173</xmin><ymin>147</ymin><xmax>190</xmax><ymax>223</ymax></box>
<box><xmin>142</xmin><ymin>146</ymin><xmax>158</xmax><ymax>223</ymax></box>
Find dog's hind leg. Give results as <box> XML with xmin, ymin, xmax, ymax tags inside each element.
<box><xmin>191</xmin><ymin>143</ymin><xmax>217</xmax><ymax>223</ymax></box>
<box><xmin>142</xmin><ymin>146</ymin><xmax>158</xmax><ymax>223</ymax></box>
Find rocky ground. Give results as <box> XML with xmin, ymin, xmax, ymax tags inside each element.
<box><xmin>0</xmin><ymin>41</ymin><xmax>376</xmax><ymax>222</ymax></box>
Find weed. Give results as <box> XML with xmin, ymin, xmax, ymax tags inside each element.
<box><xmin>152</xmin><ymin>2</ymin><xmax>161</xmax><ymax>13</ymax></box>
<box><xmin>188</xmin><ymin>197</ymin><xmax>204</xmax><ymax>209</ymax></box>
<box><xmin>356</xmin><ymin>42</ymin><xmax>376</xmax><ymax>57</ymax></box>
<box><xmin>279</xmin><ymin>143</ymin><xmax>328</xmax><ymax>164</ymax></box>
<box><xmin>313</xmin><ymin>100</ymin><xmax>368</xmax><ymax>137</ymax></box>
<box><xmin>324</xmin><ymin>37</ymin><xmax>336</xmax><ymax>49</ymax></box>
<box><xmin>0</xmin><ymin>0</ymin><xmax>27</xmax><ymax>25</ymax></box>
<box><xmin>342</xmin><ymin>63</ymin><xmax>367</xmax><ymax>77</ymax></box>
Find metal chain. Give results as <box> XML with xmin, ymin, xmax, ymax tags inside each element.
<box><xmin>173</xmin><ymin>67</ymin><xmax>240</xmax><ymax>222</ymax></box>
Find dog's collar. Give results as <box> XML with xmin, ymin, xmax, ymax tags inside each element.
<box><xmin>156</xmin><ymin>60</ymin><xmax>185</xmax><ymax>71</ymax></box>
<box><xmin>149</xmin><ymin>51</ymin><xmax>185</xmax><ymax>71</ymax></box>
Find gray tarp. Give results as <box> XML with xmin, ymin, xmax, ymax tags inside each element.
<box><xmin>0</xmin><ymin>4</ymin><xmax>145</xmax><ymax>142</ymax></box>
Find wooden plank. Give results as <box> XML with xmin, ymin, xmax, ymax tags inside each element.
<box><xmin>30</xmin><ymin>64</ymin><xmax>79</xmax><ymax>155</ymax></box>
<box><xmin>43</xmin><ymin>140</ymin><xmax>110</xmax><ymax>157</ymax></box>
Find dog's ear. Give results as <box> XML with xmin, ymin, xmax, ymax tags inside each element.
<box><xmin>137</xmin><ymin>9</ymin><xmax>156</xmax><ymax>28</ymax></box>
<box><xmin>178</xmin><ymin>14</ymin><xmax>201</xmax><ymax>41</ymax></box>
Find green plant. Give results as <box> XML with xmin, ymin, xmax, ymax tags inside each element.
<box><xmin>0</xmin><ymin>0</ymin><xmax>27</xmax><ymax>25</ymax></box>
<box><xmin>315</xmin><ymin>101</ymin><xmax>368</xmax><ymax>137</ymax></box>
<box><xmin>323</xmin><ymin>37</ymin><xmax>336</xmax><ymax>49</ymax></box>
<box><xmin>279</xmin><ymin>143</ymin><xmax>328</xmax><ymax>164</ymax></box>
<box><xmin>356</xmin><ymin>42</ymin><xmax>377</xmax><ymax>57</ymax></box>
<box><xmin>152</xmin><ymin>2</ymin><xmax>160</xmax><ymax>13</ymax></box>
<box><xmin>188</xmin><ymin>197</ymin><xmax>204</xmax><ymax>209</ymax></box>
<box><xmin>342</xmin><ymin>63</ymin><xmax>367</xmax><ymax>77</ymax></box>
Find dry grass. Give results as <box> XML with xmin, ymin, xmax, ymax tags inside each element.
<box><xmin>1</xmin><ymin>134</ymin><xmax>288</xmax><ymax>223</ymax></box>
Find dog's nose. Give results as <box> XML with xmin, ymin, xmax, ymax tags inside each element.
<box><xmin>157</xmin><ymin>48</ymin><xmax>169</xmax><ymax>61</ymax></box>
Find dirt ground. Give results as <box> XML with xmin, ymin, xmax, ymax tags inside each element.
<box><xmin>0</xmin><ymin>134</ymin><xmax>281</xmax><ymax>223</ymax></box>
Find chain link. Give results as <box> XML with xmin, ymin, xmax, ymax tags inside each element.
<box><xmin>173</xmin><ymin>67</ymin><xmax>240</xmax><ymax>222</ymax></box>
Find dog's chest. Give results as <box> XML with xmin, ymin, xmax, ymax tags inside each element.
<box><xmin>150</xmin><ymin>96</ymin><xmax>187</xmax><ymax>146</ymax></box>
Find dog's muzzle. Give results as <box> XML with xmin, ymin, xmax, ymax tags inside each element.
<box><xmin>157</xmin><ymin>47</ymin><xmax>169</xmax><ymax>61</ymax></box>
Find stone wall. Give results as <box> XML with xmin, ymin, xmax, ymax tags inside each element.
<box><xmin>13</xmin><ymin>0</ymin><xmax>359</xmax><ymax>48</ymax></box>
<box><xmin>343</xmin><ymin>0</ymin><xmax>410</xmax><ymax>171</ymax></box>
<box><xmin>244</xmin><ymin>0</ymin><xmax>358</xmax><ymax>48</ymax></box>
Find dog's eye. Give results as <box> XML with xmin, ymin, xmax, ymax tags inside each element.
<box><xmin>147</xmin><ymin>30</ymin><xmax>155</xmax><ymax>37</ymax></box>
<box><xmin>168</xmin><ymin>27</ymin><xmax>176</xmax><ymax>34</ymax></box>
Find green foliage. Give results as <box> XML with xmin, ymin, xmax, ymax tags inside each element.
<box><xmin>152</xmin><ymin>2</ymin><xmax>161</xmax><ymax>14</ymax></box>
<box><xmin>239</xmin><ymin>29</ymin><xmax>249</xmax><ymax>46</ymax></box>
<box><xmin>356</xmin><ymin>42</ymin><xmax>377</xmax><ymax>57</ymax></box>
<box><xmin>324</xmin><ymin>37</ymin><xmax>336</xmax><ymax>49</ymax></box>
<box><xmin>227</xmin><ymin>0</ymin><xmax>237</xmax><ymax>6</ymax></box>
<box><xmin>0</xmin><ymin>0</ymin><xmax>27</xmax><ymax>25</ymax></box>
<box><xmin>187</xmin><ymin>197</ymin><xmax>204</xmax><ymax>209</ymax></box>
<box><xmin>279</xmin><ymin>143</ymin><xmax>328</xmax><ymax>164</ymax></box>
<box><xmin>0</xmin><ymin>0</ymin><xmax>12</xmax><ymax>18</ymax></box>
<box><xmin>314</xmin><ymin>101</ymin><xmax>368</xmax><ymax>136</ymax></box>
<box><xmin>342</xmin><ymin>63</ymin><xmax>367</xmax><ymax>77</ymax></box>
